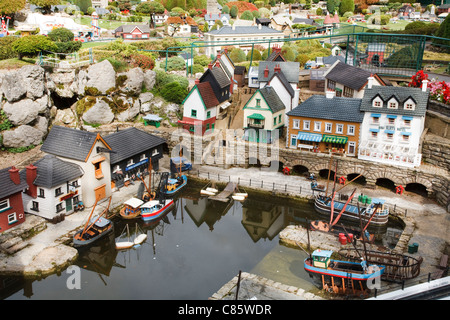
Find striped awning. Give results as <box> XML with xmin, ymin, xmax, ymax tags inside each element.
<box><xmin>322</xmin><ymin>134</ymin><xmax>348</xmax><ymax>144</ymax></box>
<box><xmin>296</xmin><ymin>131</ymin><xmax>322</xmax><ymax>142</ymax></box>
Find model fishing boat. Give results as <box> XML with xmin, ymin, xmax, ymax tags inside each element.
<box><xmin>119</xmin><ymin>197</ymin><xmax>144</xmax><ymax>219</ymax></box>
<box><xmin>314</xmin><ymin>195</ymin><xmax>389</xmax><ymax>226</ymax></box>
<box><xmin>304</xmin><ymin>249</ymin><xmax>385</xmax><ymax>295</ymax></box>
<box><xmin>201</xmin><ymin>182</ymin><xmax>218</xmax><ymax>196</ymax></box>
<box><xmin>141</xmin><ymin>199</ymin><xmax>174</xmax><ymax>222</ymax></box>
<box><xmin>73</xmin><ymin>197</ymin><xmax>113</xmax><ymax>248</ymax></box>
<box><xmin>338</xmin><ymin>249</ymin><xmax>423</xmax><ymax>281</ymax></box>
<box><xmin>232</xmin><ymin>188</ymin><xmax>248</xmax><ymax>201</ymax></box>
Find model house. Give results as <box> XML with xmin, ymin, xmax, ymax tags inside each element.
<box><xmin>324</xmin><ymin>61</ymin><xmax>386</xmax><ymax>99</ymax></box>
<box><xmin>358</xmin><ymin>80</ymin><xmax>430</xmax><ymax>168</ymax></box>
<box><xmin>286</xmin><ymin>91</ymin><xmax>363</xmax><ymax>156</ymax></box>
<box><xmin>199</xmin><ymin>62</ymin><xmax>231</xmax><ymax>103</ymax></box>
<box><xmin>204</xmin><ymin>13</ymin><xmax>230</xmax><ymax>26</ymax></box>
<box><xmin>243</xmin><ymin>86</ymin><xmax>285</xmax><ymax>144</ymax></box>
<box><xmin>41</xmin><ymin>126</ymin><xmax>113</xmax><ymax>208</ymax></box>
<box><xmin>153</xmin><ymin>9</ymin><xmax>169</xmax><ymax>25</ymax></box>
<box><xmin>265</xmin><ymin>45</ymin><xmax>287</xmax><ymax>62</ymax></box>
<box><xmin>20</xmin><ymin>155</ymin><xmax>84</xmax><ymax>220</ymax></box>
<box><xmin>104</xmin><ymin>127</ymin><xmax>166</xmax><ymax>188</ymax></box>
<box><xmin>179</xmin><ymin>80</ymin><xmax>220</xmax><ymax>135</ymax></box>
<box><xmin>211</xmin><ymin>50</ymin><xmax>235</xmax><ymax>88</ymax></box>
<box><xmin>166</xmin><ymin>16</ymin><xmax>198</xmax><ymax>36</ymax></box>
<box><xmin>0</xmin><ymin>166</ymin><xmax>28</xmax><ymax>232</ymax></box>
<box><xmin>204</xmin><ymin>25</ymin><xmax>284</xmax><ymax>57</ymax></box>
<box><xmin>114</xmin><ymin>25</ymin><xmax>151</xmax><ymax>40</ymax></box>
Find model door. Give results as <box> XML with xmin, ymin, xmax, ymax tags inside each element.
<box><xmin>65</xmin><ymin>199</ymin><xmax>73</xmax><ymax>212</ymax></box>
<box><xmin>94</xmin><ymin>184</ymin><xmax>106</xmax><ymax>202</ymax></box>
<box><xmin>348</xmin><ymin>142</ymin><xmax>356</xmax><ymax>155</ymax></box>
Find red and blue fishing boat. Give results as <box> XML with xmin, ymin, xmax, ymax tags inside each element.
<box><xmin>304</xmin><ymin>249</ymin><xmax>385</xmax><ymax>295</ymax></box>
<box><xmin>140</xmin><ymin>199</ymin><xmax>174</xmax><ymax>222</ymax></box>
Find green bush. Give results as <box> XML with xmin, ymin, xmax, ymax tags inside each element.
<box><xmin>11</xmin><ymin>35</ymin><xmax>57</xmax><ymax>59</ymax></box>
<box><xmin>154</xmin><ymin>68</ymin><xmax>189</xmax><ymax>92</ymax></box>
<box><xmin>0</xmin><ymin>37</ymin><xmax>18</xmax><ymax>60</ymax></box>
<box><xmin>190</xmin><ymin>64</ymin><xmax>204</xmax><ymax>74</ymax></box>
<box><xmin>160</xmin><ymin>81</ymin><xmax>188</xmax><ymax>104</ymax></box>
<box><xmin>167</xmin><ymin>56</ymin><xmax>186</xmax><ymax>71</ymax></box>
<box><xmin>247</xmin><ymin>49</ymin><xmax>262</xmax><ymax>61</ymax></box>
<box><xmin>240</xmin><ymin>10</ymin><xmax>253</xmax><ymax>20</ymax></box>
<box><xmin>194</xmin><ymin>54</ymin><xmax>211</xmax><ymax>66</ymax></box>
<box><xmin>229</xmin><ymin>48</ymin><xmax>246</xmax><ymax>63</ymax></box>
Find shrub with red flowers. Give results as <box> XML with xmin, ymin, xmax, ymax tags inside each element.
<box><xmin>130</xmin><ymin>54</ymin><xmax>155</xmax><ymax>70</ymax></box>
<box><xmin>409</xmin><ymin>70</ymin><xmax>450</xmax><ymax>104</ymax></box>
<box><xmin>408</xmin><ymin>70</ymin><xmax>428</xmax><ymax>88</ymax></box>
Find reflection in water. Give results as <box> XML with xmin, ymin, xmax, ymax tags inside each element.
<box><xmin>1</xmin><ymin>185</ymin><xmax>403</xmax><ymax>300</ymax></box>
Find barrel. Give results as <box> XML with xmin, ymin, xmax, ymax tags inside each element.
<box><xmin>408</xmin><ymin>244</ymin><xmax>416</xmax><ymax>254</ymax></box>
<box><xmin>413</xmin><ymin>242</ymin><xmax>419</xmax><ymax>253</ymax></box>
<box><xmin>347</xmin><ymin>233</ymin><xmax>354</xmax><ymax>243</ymax></box>
<box><xmin>339</xmin><ymin>233</ymin><xmax>347</xmax><ymax>245</ymax></box>
<box><xmin>366</xmin><ymin>197</ymin><xmax>372</xmax><ymax>204</ymax></box>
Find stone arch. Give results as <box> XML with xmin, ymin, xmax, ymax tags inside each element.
<box><xmin>400</xmin><ymin>175</ymin><xmax>432</xmax><ymax>191</ymax></box>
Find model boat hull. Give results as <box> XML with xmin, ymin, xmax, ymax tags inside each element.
<box><xmin>314</xmin><ymin>196</ymin><xmax>389</xmax><ymax>226</ymax></box>
<box><xmin>141</xmin><ymin>199</ymin><xmax>174</xmax><ymax>222</ymax></box>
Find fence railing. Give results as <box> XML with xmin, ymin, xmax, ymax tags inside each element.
<box><xmin>189</xmin><ymin>170</ymin><xmax>409</xmax><ymax>217</ymax></box>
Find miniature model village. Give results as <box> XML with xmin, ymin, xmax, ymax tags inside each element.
<box><xmin>0</xmin><ymin>0</ymin><xmax>449</xmax><ymax>300</ymax></box>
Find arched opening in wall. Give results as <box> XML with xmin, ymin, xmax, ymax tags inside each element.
<box><xmin>376</xmin><ymin>178</ymin><xmax>396</xmax><ymax>192</ymax></box>
<box><xmin>347</xmin><ymin>173</ymin><xmax>367</xmax><ymax>186</ymax></box>
<box><xmin>292</xmin><ymin>165</ymin><xmax>309</xmax><ymax>176</ymax></box>
<box><xmin>405</xmin><ymin>183</ymin><xmax>428</xmax><ymax>197</ymax></box>
<box><xmin>50</xmin><ymin>92</ymin><xmax>79</xmax><ymax>110</ymax></box>
<box><xmin>269</xmin><ymin>160</ymin><xmax>284</xmax><ymax>172</ymax></box>
<box><xmin>319</xmin><ymin>169</ymin><xmax>336</xmax><ymax>181</ymax></box>
<box><xmin>248</xmin><ymin>157</ymin><xmax>262</xmax><ymax>168</ymax></box>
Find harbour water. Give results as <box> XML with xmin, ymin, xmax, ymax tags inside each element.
<box><xmin>2</xmin><ymin>184</ymin><xmax>403</xmax><ymax>300</ymax></box>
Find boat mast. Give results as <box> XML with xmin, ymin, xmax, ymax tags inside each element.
<box><xmin>325</xmin><ymin>156</ymin><xmax>333</xmax><ymax>198</ymax></box>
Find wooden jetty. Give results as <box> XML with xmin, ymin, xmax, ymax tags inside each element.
<box><xmin>209</xmin><ymin>182</ymin><xmax>238</xmax><ymax>202</ymax></box>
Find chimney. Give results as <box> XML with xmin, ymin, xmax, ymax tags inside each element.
<box><xmin>274</xmin><ymin>64</ymin><xmax>281</xmax><ymax>73</ymax></box>
<box><xmin>422</xmin><ymin>79</ymin><xmax>429</xmax><ymax>92</ymax></box>
<box><xmin>219</xmin><ymin>13</ymin><xmax>221</xmax><ymax>17</ymax></box>
<box><xmin>264</xmin><ymin>65</ymin><xmax>269</xmax><ymax>78</ymax></box>
<box><xmin>26</xmin><ymin>164</ymin><xmax>38</xmax><ymax>198</ymax></box>
<box><xmin>210</xmin><ymin>13</ymin><xmax>212</xmax><ymax>18</ymax></box>
<box><xmin>224</xmin><ymin>48</ymin><xmax>228</xmax><ymax>54</ymax></box>
<box><xmin>8</xmin><ymin>166</ymin><xmax>20</xmax><ymax>185</ymax></box>
<box><xmin>367</xmin><ymin>74</ymin><xmax>374</xmax><ymax>89</ymax></box>
<box><xmin>195</xmin><ymin>79</ymin><xmax>200</xmax><ymax>84</ymax></box>
<box><xmin>215</xmin><ymin>60</ymin><xmax>220</xmax><ymax>68</ymax></box>
<box><xmin>232</xmin><ymin>23</ymin><xmax>236</xmax><ymax>31</ymax></box>
<box><xmin>258</xmin><ymin>23</ymin><xmax>262</xmax><ymax>30</ymax></box>
<box><xmin>217</xmin><ymin>53</ymin><xmax>221</xmax><ymax>60</ymax></box>
<box><xmin>208</xmin><ymin>62</ymin><xmax>213</xmax><ymax>70</ymax></box>
<box><xmin>326</xmin><ymin>89</ymin><xmax>335</xmax><ymax>99</ymax></box>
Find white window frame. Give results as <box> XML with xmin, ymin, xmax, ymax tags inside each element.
<box><xmin>7</xmin><ymin>212</ymin><xmax>17</xmax><ymax>224</ymax></box>
<box><xmin>336</xmin><ymin>123</ymin><xmax>344</xmax><ymax>134</ymax></box>
<box><xmin>387</xmin><ymin>97</ymin><xmax>398</xmax><ymax>109</ymax></box>
<box><xmin>290</xmin><ymin>134</ymin><xmax>297</xmax><ymax>147</ymax></box>
<box><xmin>303</xmin><ymin>120</ymin><xmax>310</xmax><ymax>131</ymax></box>
<box><xmin>314</xmin><ymin>121</ymin><xmax>321</xmax><ymax>132</ymax></box>
<box><xmin>293</xmin><ymin>119</ymin><xmax>300</xmax><ymax>129</ymax></box>
<box><xmin>347</xmin><ymin>125</ymin><xmax>355</xmax><ymax>136</ymax></box>
<box><xmin>325</xmin><ymin>123</ymin><xmax>332</xmax><ymax>133</ymax></box>
<box><xmin>0</xmin><ymin>199</ymin><xmax>10</xmax><ymax>211</ymax></box>
<box><xmin>348</xmin><ymin>141</ymin><xmax>356</xmax><ymax>155</ymax></box>
<box><xmin>372</xmin><ymin>97</ymin><xmax>383</xmax><ymax>108</ymax></box>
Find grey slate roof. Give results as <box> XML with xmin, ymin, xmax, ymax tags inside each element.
<box><xmin>210</xmin><ymin>66</ymin><xmax>231</xmax><ymax>88</ymax></box>
<box><xmin>259</xmin><ymin>86</ymin><xmax>285</xmax><ymax>113</ymax></box>
<box><xmin>104</xmin><ymin>127</ymin><xmax>166</xmax><ymax>165</ymax></box>
<box><xmin>21</xmin><ymin>155</ymin><xmax>84</xmax><ymax>189</ymax></box>
<box><xmin>0</xmin><ymin>167</ymin><xmax>28</xmax><ymax>200</ymax></box>
<box><xmin>321</xmin><ymin>55</ymin><xmax>345</xmax><ymax>65</ymax></box>
<box><xmin>208</xmin><ymin>25</ymin><xmax>283</xmax><ymax>35</ymax></box>
<box><xmin>41</xmin><ymin>125</ymin><xmax>104</xmax><ymax>162</ymax></box>
<box><xmin>287</xmin><ymin>95</ymin><xmax>364</xmax><ymax>123</ymax></box>
<box><xmin>361</xmin><ymin>86</ymin><xmax>429</xmax><ymax>117</ymax></box>
<box><xmin>204</xmin><ymin>13</ymin><xmax>230</xmax><ymax>22</ymax></box>
<box><xmin>325</xmin><ymin>62</ymin><xmax>373</xmax><ymax>91</ymax></box>
<box><xmin>258</xmin><ymin>61</ymin><xmax>300</xmax><ymax>83</ymax></box>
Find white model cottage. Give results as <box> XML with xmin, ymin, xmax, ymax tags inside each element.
<box><xmin>358</xmin><ymin>80</ymin><xmax>429</xmax><ymax>168</ymax></box>
<box><xmin>21</xmin><ymin>155</ymin><xmax>84</xmax><ymax>220</ymax></box>
<box><xmin>41</xmin><ymin>126</ymin><xmax>113</xmax><ymax>207</ymax></box>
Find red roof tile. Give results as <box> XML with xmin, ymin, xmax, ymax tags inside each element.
<box><xmin>196</xmin><ymin>82</ymin><xmax>219</xmax><ymax>108</ymax></box>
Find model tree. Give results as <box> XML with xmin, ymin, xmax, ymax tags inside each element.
<box><xmin>136</xmin><ymin>1</ymin><xmax>165</xmax><ymax>29</ymax></box>
<box><xmin>339</xmin><ymin>0</ymin><xmax>354</xmax><ymax>16</ymax></box>
<box><xmin>28</xmin><ymin>0</ymin><xmax>61</xmax><ymax>14</ymax></box>
<box><xmin>12</xmin><ymin>35</ymin><xmax>57</xmax><ymax>59</ymax></box>
<box><xmin>47</xmin><ymin>27</ymin><xmax>82</xmax><ymax>54</ymax></box>
<box><xmin>0</xmin><ymin>0</ymin><xmax>26</xmax><ymax>15</ymax></box>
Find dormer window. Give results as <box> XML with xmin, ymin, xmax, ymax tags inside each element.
<box><xmin>387</xmin><ymin>97</ymin><xmax>398</xmax><ymax>109</ymax></box>
<box><xmin>372</xmin><ymin>96</ymin><xmax>383</xmax><ymax>108</ymax></box>
<box><xmin>403</xmin><ymin>98</ymin><xmax>416</xmax><ymax>110</ymax></box>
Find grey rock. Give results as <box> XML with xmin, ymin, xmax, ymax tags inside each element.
<box><xmin>85</xmin><ymin>60</ymin><xmax>116</xmax><ymax>94</ymax></box>
<box><xmin>123</xmin><ymin>67</ymin><xmax>144</xmax><ymax>94</ymax></box>
<box><xmin>1</xmin><ymin>65</ymin><xmax>46</xmax><ymax>102</ymax></box>
<box><xmin>2</xmin><ymin>95</ymin><xmax>49</xmax><ymax>126</ymax></box>
<box><xmin>34</xmin><ymin>116</ymin><xmax>48</xmax><ymax>135</ymax></box>
<box><xmin>82</xmin><ymin>99</ymin><xmax>115</xmax><ymax>125</ymax></box>
<box><xmin>2</xmin><ymin>125</ymin><xmax>45</xmax><ymax>148</ymax></box>
<box><xmin>116</xmin><ymin>98</ymin><xmax>140</xmax><ymax>122</ymax></box>
<box><xmin>143</xmin><ymin>69</ymin><xmax>156</xmax><ymax>90</ymax></box>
